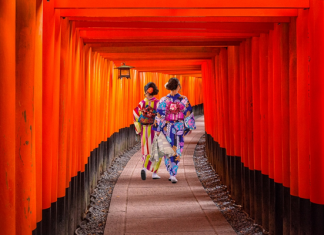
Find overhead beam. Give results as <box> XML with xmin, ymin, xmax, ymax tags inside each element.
<box><xmin>79</xmin><ymin>30</ymin><xmax>261</xmax><ymax>39</ymax></box>
<box><xmin>74</xmin><ymin>21</ymin><xmax>274</xmax><ymax>31</ymax></box>
<box><xmin>92</xmin><ymin>47</ymin><xmax>220</xmax><ymax>54</ymax></box>
<box><xmin>101</xmin><ymin>53</ymin><xmax>216</xmax><ymax>60</ymax></box>
<box><xmin>113</xmin><ymin>59</ymin><xmax>207</xmax><ymax>67</ymax></box>
<box><xmin>69</xmin><ymin>16</ymin><xmax>291</xmax><ymax>23</ymax></box>
<box><xmin>55</xmin><ymin>0</ymin><xmax>308</xmax><ymax>9</ymax></box>
<box><xmin>60</xmin><ymin>9</ymin><xmax>298</xmax><ymax>17</ymax></box>
<box><xmin>80</xmin><ymin>27</ymin><xmax>270</xmax><ymax>34</ymax></box>
<box><xmin>86</xmin><ymin>41</ymin><xmax>241</xmax><ymax>47</ymax></box>
<box><xmin>83</xmin><ymin>38</ymin><xmax>245</xmax><ymax>43</ymax></box>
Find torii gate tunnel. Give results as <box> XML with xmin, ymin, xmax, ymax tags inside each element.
<box><xmin>1</xmin><ymin>0</ymin><xmax>324</xmax><ymax>234</ymax></box>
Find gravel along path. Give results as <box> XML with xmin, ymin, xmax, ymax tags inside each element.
<box><xmin>193</xmin><ymin>134</ymin><xmax>268</xmax><ymax>235</ymax></box>
<box><xmin>75</xmin><ymin>143</ymin><xmax>141</xmax><ymax>235</ymax></box>
<box><xmin>75</xmin><ymin>131</ymin><xmax>267</xmax><ymax>235</ymax></box>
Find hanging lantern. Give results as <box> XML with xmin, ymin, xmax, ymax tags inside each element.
<box><xmin>114</xmin><ymin>63</ymin><xmax>135</xmax><ymax>79</ymax></box>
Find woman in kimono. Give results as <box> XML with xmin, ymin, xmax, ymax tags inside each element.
<box><xmin>153</xmin><ymin>77</ymin><xmax>196</xmax><ymax>183</ymax></box>
<box><xmin>133</xmin><ymin>82</ymin><xmax>162</xmax><ymax>180</ymax></box>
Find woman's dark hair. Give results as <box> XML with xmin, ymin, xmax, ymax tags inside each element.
<box><xmin>144</xmin><ymin>82</ymin><xmax>159</xmax><ymax>96</ymax></box>
<box><xmin>166</xmin><ymin>77</ymin><xmax>180</xmax><ymax>91</ymax></box>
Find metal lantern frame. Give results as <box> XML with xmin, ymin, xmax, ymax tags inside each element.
<box><xmin>114</xmin><ymin>63</ymin><xmax>135</xmax><ymax>79</ymax></box>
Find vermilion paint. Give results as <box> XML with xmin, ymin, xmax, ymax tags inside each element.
<box><xmin>240</xmin><ymin>42</ymin><xmax>247</xmax><ymax>166</ymax></box>
<box><xmin>280</xmin><ymin>23</ymin><xmax>290</xmax><ymax>188</ymax></box>
<box><xmin>252</xmin><ymin>37</ymin><xmax>261</xmax><ymax>171</ymax></box>
<box><xmin>42</xmin><ymin>0</ymin><xmax>54</xmax><ymax>209</ymax></box>
<box><xmin>16</xmin><ymin>0</ymin><xmax>36</xmax><ymax>234</ymax></box>
<box><xmin>272</xmin><ymin>24</ymin><xmax>283</xmax><ymax>183</ymax></box>
<box><xmin>0</xmin><ymin>2</ymin><xmax>16</xmax><ymax>234</ymax></box>
<box><xmin>268</xmin><ymin>30</ymin><xmax>275</xmax><ymax>180</ymax></box>
<box><xmin>309</xmin><ymin>0</ymin><xmax>324</xmax><ymax>205</ymax></box>
<box><xmin>245</xmin><ymin>39</ymin><xmax>253</xmax><ymax>170</ymax></box>
<box><xmin>289</xmin><ymin>18</ymin><xmax>298</xmax><ymax>197</ymax></box>
<box><xmin>259</xmin><ymin>33</ymin><xmax>269</xmax><ymax>176</ymax></box>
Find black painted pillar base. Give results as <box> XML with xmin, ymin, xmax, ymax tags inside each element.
<box><xmin>274</xmin><ymin>182</ymin><xmax>283</xmax><ymax>235</ymax></box>
<box><xmin>290</xmin><ymin>195</ymin><xmax>299</xmax><ymax>235</ymax></box>
<box><xmin>261</xmin><ymin>174</ymin><xmax>270</xmax><ymax>231</ymax></box>
<box><xmin>254</xmin><ymin>170</ymin><xmax>262</xmax><ymax>225</ymax></box>
<box><xmin>230</xmin><ymin>155</ymin><xmax>235</xmax><ymax>197</ymax></box>
<box><xmin>244</xmin><ymin>166</ymin><xmax>250</xmax><ymax>214</ymax></box>
<box><xmin>283</xmin><ymin>186</ymin><xmax>291</xmax><ymax>235</ymax></box>
<box><xmin>234</xmin><ymin>157</ymin><xmax>242</xmax><ymax>205</ymax></box>
<box><xmin>299</xmin><ymin>198</ymin><xmax>311</xmax><ymax>235</ymax></box>
<box><xmin>201</xmin><ymin>132</ymin><xmax>324</xmax><ymax>235</ymax></box>
<box><xmin>57</xmin><ymin>196</ymin><xmax>65</xmax><ymax>235</ymax></box>
<box><xmin>249</xmin><ymin>169</ymin><xmax>255</xmax><ymax>219</ymax></box>
<box><xmin>240</xmin><ymin>163</ymin><xmax>245</xmax><ymax>208</ymax></box>
<box><xmin>42</xmin><ymin>208</ymin><xmax>51</xmax><ymax>235</ymax></box>
<box><xmin>311</xmin><ymin>202</ymin><xmax>324</xmax><ymax>235</ymax></box>
<box><xmin>269</xmin><ymin>178</ymin><xmax>275</xmax><ymax>235</ymax></box>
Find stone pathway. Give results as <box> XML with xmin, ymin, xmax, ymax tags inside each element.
<box><xmin>104</xmin><ymin>116</ymin><xmax>236</xmax><ymax>235</ymax></box>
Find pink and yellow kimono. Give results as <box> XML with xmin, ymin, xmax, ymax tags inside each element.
<box><xmin>133</xmin><ymin>97</ymin><xmax>162</xmax><ymax>173</ymax></box>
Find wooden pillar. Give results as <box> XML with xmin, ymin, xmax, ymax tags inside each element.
<box><xmin>273</xmin><ymin>24</ymin><xmax>283</xmax><ymax>185</ymax></box>
<box><xmin>42</xmin><ymin>0</ymin><xmax>55</xmax><ymax>233</ymax></box>
<box><xmin>273</xmin><ymin>23</ymin><xmax>284</xmax><ymax>235</ymax></box>
<box><xmin>259</xmin><ymin>33</ymin><xmax>270</xmax><ymax>231</ymax></box>
<box><xmin>220</xmin><ymin>48</ymin><xmax>230</xmax><ymax>188</ymax></box>
<box><xmin>268</xmin><ymin>30</ymin><xmax>275</xmax><ymax>235</ymax></box>
<box><xmin>280</xmin><ymin>22</ymin><xmax>291</xmax><ymax>235</ymax></box>
<box><xmin>288</xmin><ymin>17</ymin><xmax>298</xmax><ymax>235</ymax></box>
<box><xmin>232</xmin><ymin>46</ymin><xmax>242</xmax><ymax>205</ymax></box>
<box><xmin>211</xmin><ymin>58</ymin><xmax>218</xmax><ymax>144</ymax></box>
<box><xmin>35</xmin><ymin>0</ymin><xmax>43</xmax><ymax>228</ymax></box>
<box><xmin>252</xmin><ymin>37</ymin><xmax>261</xmax><ymax>172</ymax></box>
<box><xmin>16</xmin><ymin>0</ymin><xmax>36</xmax><ymax>234</ymax></box>
<box><xmin>309</xmin><ymin>0</ymin><xmax>324</xmax><ymax>234</ymax></box>
<box><xmin>0</xmin><ymin>2</ymin><xmax>16</xmax><ymax>234</ymax></box>
<box><xmin>227</xmin><ymin>47</ymin><xmax>234</xmax><ymax>157</ymax></box>
<box><xmin>252</xmin><ymin>36</ymin><xmax>262</xmax><ymax>224</ymax></box>
<box><xmin>240</xmin><ymin>41</ymin><xmax>249</xmax><ymax>213</ymax></box>
<box><xmin>239</xmin><ymin>42</ymin><xmax>247</xmax><ymax>169</ymax></box>
<box><xmin>51</xmin><ymin>11</ymin><xmax>61</xmax><ymax>235</ymax></box>
<box><xmin>245</xmin><ymin>38</ymin><xmax>254</xmax><ymax>217</ymax></box>
<box><xmin>227</xmin><ymin>47</ymin><xmax>235</xmax><ymax>194</ymax></box>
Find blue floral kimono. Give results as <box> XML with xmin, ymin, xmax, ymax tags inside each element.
<box><xmin>153</xmin><ymin>93</ymin><xmax>196</xmax><ymax>176</ymax></box>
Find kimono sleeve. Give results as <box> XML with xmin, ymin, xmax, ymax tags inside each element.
<box><xmin>182</xmin><ymin>97</ymin><xmax>196</xmax><ymax>135</ymax></box>
<box><xmin>133</xmin><ymin>101</ymin><xmax>143</xmax><ymax>134</ymax></box>
<box><xmin>152</xmin><ymin>98</ymin><xmax>166</xmax><ymax>132</ymax></box>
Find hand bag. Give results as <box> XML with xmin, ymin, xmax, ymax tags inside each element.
<box><xmin>150</xmin><ymin>133</ymin><xmax>175</xmax><ymax>162</ymax></box>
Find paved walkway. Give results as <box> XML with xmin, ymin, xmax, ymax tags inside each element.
<box><xmin>104</xmin><ymin>116</ymin><xmax>236</xmax><ymax>235</ymax></box>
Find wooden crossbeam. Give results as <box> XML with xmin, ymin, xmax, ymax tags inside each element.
<box><xmin>69</xmin><ymin>16</ymin><xmax>291</xmax><ymax>23</ymax></box>
<box><xmin>55</xmin><ymin>0</ymin><xmax>308</xmax><ymax>9</ymax></box>
<box><xmin>79</xmin><ymin>30</ymin><xmax>260</xmax><ymax>39</ymax></box>
<box><xmin>74</xmin><ymin>21</ymin><xmax>274</xmax><ymax>31</ymax></box>
<box><xmin>60</xmin><ymin>9</ymin><xmax>298</xmax><ymax>17</ymax></box>
<box><xmin>86</xmin><ymin>41</ymin><xmax>241</xmax><ymax>47</ymax></box>
<box><xmin>92</xmin><ymin>47</ymin><xmax>221</xmax><ymax>54</ymax></box>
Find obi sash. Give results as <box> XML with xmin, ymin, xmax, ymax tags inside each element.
<box><xmin>165</xmin><ymin>112</ymin><xmax>184</xmax><ymax>121</ymax></box>
<box><xmin>165</xmin><ymin>101</ymin><xmax>185</xmax><ymax>121</ymax></box>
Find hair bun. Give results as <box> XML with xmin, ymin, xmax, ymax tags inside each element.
<box><xmin>165</xmin><ymin>77</ymin><xmax>180</xmax><ymax>91</ymax></box>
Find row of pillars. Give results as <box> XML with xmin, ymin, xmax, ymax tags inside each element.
<box><xmin>0</xmin><ymin>1</ymin><xmax>204</xmax><ymax>234</ymax></box>
<box><xmin>202</xmin><ymin>5</ymin><xmax>324</xmax><ymax>235</ymax></box>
